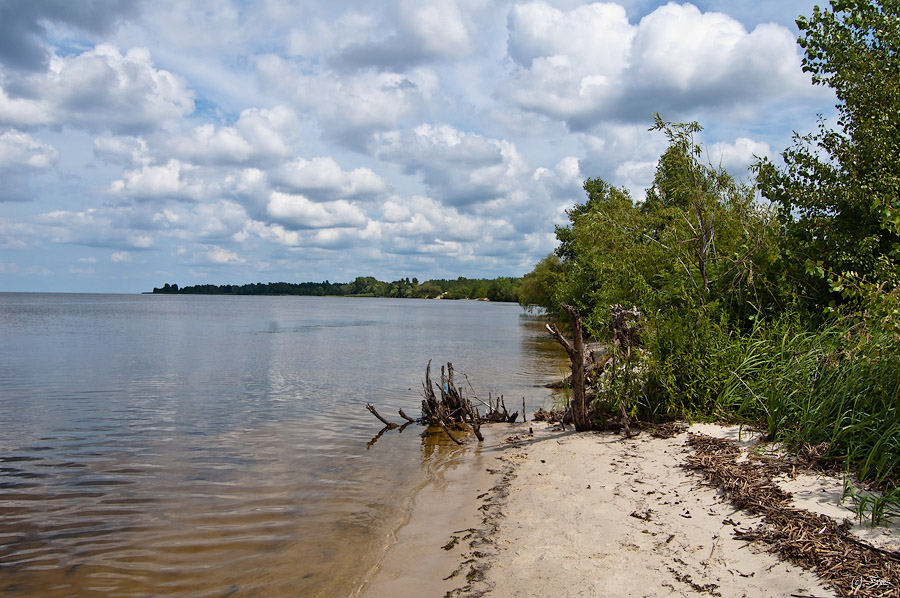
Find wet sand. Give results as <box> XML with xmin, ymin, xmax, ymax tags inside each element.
<box><xmin>359</xmin><ymin>422</ymin><xmax>898</xmax><ymax>598</ymax></box>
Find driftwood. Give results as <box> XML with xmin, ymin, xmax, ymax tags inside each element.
<box><xmin>365</xmin><ymin>361</ymin><xmax>519</xmax><ymax>444</ymax></box>
<box><xmin>422</xmin><ymin>361</ymin><xmax>483</xmax><ymax>443</ymax></box>
<box><xmin>366</xmin><ymin>403</ymin><xmax>398</xmax><ymax>429</ymax></box>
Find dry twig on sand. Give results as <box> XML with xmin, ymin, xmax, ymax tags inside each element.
<box><xmin>685</xmin><ymin>434</ymin><xmax>900</xmax><ymax>598</ymax></box>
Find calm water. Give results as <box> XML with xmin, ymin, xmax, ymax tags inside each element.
<box><xmin>0</xmin><ymin>294</ymin><xmax>564</xmax><ymax>597</ymax></box>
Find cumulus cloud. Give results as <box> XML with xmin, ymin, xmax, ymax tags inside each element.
<box><xmin>35</xmin><ymin>208</ymin><xmax>155</xmax><ymax>249</ymax></box>
<box><xmin>271</xmin><ymin>157</ymin><xmax>389</xmax><ymax>201</ymax></box>
<box><xmin>0</xmin><ymin>1</ymin><xmax>837</xmax><ymax>289</ymax></box>
<box><xmin>708</xmin><ymin>137</ymin><xmax>772</xmax><ymax>177</ymax></box>
<box><xmin>244</xmin><ymin>219</ymin><xmax>377</xmax><ymax>250</ymax></box>
<box><xmin>502</xmin><ymin>1</ymin><xmax>812</xmax><ymax>129</ymax></box>
<box><xmin>150</xmin><ymin>200</ymin><xmax>250</xmax><ymax>242</ymax></box>
<box><xmin>110</xmin><ymin>250</ymin><xmax>132</xmax><ymax>262</ymax></box>
<box><xmin>376</xmin><ymin>124</ymin><xmax>529</xmax><ymax>209</ymax></box>
<box><xmin>265</xmin><ymin>191</ymin><xmax>368</xmax><ymax>230</ymax></box>
<box><xmin>93</xmin><ymin>135</ymin><xmax>150</xmax><ymax>166</ymax></box>
<box><xmin>165</xmin><ymin>106</ymin><xmax>297</xmax><ymax>166</ymax></box>
<box><xmin>110</xmin><ymin>159</ymin><xmax>206</xmax><ymax>202</ymax></box>
<box><xmin>331</xmin><ymin>0</ymin><xmax>479</xmax><ymax>70</ymax></box>
<box><xmin>256</xmin><ymin>55</ymin><xmax>438</xmax><ymax>148</ymax></box>
<box><xmin>0</xmin><ymin>0</ymin><xmax>139</xmax><ymax>72</ymax></box>
<box><xmin>0</xmin><ymin>129</ymin><xmax>58</xmax><ymax>170</ymax></box>
<box><xmin>0</xmin><ymin>44</ymin><xmax>194</xmax><ymax>133</ymax></box>
<box><xmin>0</xmin><ymin>129</ymin><xmax>59</xmax><ymax>202</ymax></box>
<box><xmin>203</xmin><ymin>245</ymin><xmax>245</xmax><ymax>265</ymax></box>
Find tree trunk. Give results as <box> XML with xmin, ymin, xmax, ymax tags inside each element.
<box><xmin>546</xmin><ymin>303</ymin><xmax>590</xmax><ymax>431</ymax></box>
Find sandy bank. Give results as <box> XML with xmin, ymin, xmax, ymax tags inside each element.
<box><xmin>360</xmin><ymin>423</ymin><xmax>898</xmax><ymax>598</ymax></box>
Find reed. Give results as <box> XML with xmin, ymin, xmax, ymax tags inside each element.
<box><xmin>716</xmin><ymin>314</ymin><xmax>900</xmax><ymax>521</ymax></box>
<box><xmin>634</xmin><ymin>308</ymin><xmax>899</xmax><ymax>521</ymax></box>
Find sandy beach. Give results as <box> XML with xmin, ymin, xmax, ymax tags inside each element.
<box><xmin>358</xmin><ymin>422</ymin><xmax>899</xmax><ymax>598</ymax></box>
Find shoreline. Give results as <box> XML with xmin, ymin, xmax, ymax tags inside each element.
<box><xmin>356</xmin><ymin>429</ymin><xmax>509</xmax><ymax>597</ymax></box>
<box><xmin>360</xmin><ymin>422</ymin><xmax>899</xmax><ymax>597</ymax></box>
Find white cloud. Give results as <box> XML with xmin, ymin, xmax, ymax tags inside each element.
<box><xmin>166</xmin><ymin>106</ymin><xmax>297</xmax><ymax>165</ymax></box>
<box><xmin>507</xmin><ymin>2</ymin><xmax>633</xmax><ymax>71</ymax></box>
<box><xmin>329</xmin><ymin>0</ymin><xmax>484</xmax><ymax>69</ymax></box>
<box><xmin>93</xmin><ymin>135</ymin><xmax>150</xmax><ymax>166</ymax></box>
<box><xmin>376</xmin><ymin>124</ymin><xmax>529</xmax><ymax>208</ymax></box>
<box><xmin>0</xmin><ymin>0</ymin><xmax>139</xmax><ymax>72</ymax></box>
<box><xmin>110</xmin><ymin>159</ymin><xmax>206</xmax><ymax>201</ymax></box>
<box><xmin>256</xmin><ymin>55</ymin><xmax>438</xmax><ymax>148</ymax></box>
<box><xmin>27</xmin><ymin>265</ymin><xmax>53</xmax><ymax>276</ymax></box>
<box><xmin>0</xmin><ymin>87</ymin><xmax>52</xmax><ymax>127</ymax></box>
<box><xmin>0</xmin><ymin>44</ymin><xmax>194</xmax><ymax>133</ymax></box>
<box><xmin>271</xmin><ymin>157</ymin><xmax>389</xmax><ymax>201</ymax></box>
<box><xmin>265</xmin><ymin>191</ymin><xmax>368</xmax><ymax>229</ymax></box>
<box><xmin>35</xmin><ymin>208</ymin><xmax>155</xmax><ymax>249</ymax></box>
<box><xmin>708</xmin><ymin>137</ymin><xmax>772</xmax><ymax>177</ymax></box>
<box><xmin>0</xmin><ymin>129</ymin><xmax>58</xmax><ymax>169</ymax></box>
<box><xmin>140</xmin><ymin>200</ymin><xmax>252</xmax><ymax>247</ymax></box>
<box><xmin>204</xmin><ymin>245</ymin><xmax>244</xmax><ymax>265</ymax></box>
<box><xmin>0</xmin><ymin>1</ymin><xmax>837</xmax><ymax>290</ymax></box>
<box><xmin>110</xmin><ymin>251</ymin><xmax>132</xmax><ymax>262</ymax></box>
<box><xmin>502</xmin><ymin>1</ymin><xmax>813</xmax><ymax>128</ymax></box>
<box><xmin>400</xmin><ymin>0</ymin><xmax>473</xmax><ymax>57</ymax></box>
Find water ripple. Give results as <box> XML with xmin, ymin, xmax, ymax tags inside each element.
<box><xmin>0</xmin><ymin>294</ymin><xmax>564</xmax><ymax>597</ymax></box>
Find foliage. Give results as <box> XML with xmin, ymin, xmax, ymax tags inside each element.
<box><xmin>547</xmin><ymin>116</ymin><xmax>778</xmax><ymax>338</ymax></box>
<box><xmin>520</xmin><ymin>0</ymin><xmax>900</xmax><ymax>513</ymax></box>
<box><xmin>720</xmin><ymin>313</ymin><xmax>900</xmax><ymax>494</ymax></box>
<box><xmin>755</xmin><ymin>0</ymin><xmax>900</xmax><ymax>312</ymax></box>
<box><xmin>517</xmin><ymin>253</ymin><xmax>566</xmax><ymax>313</ymax></box>
<box><xmin>152</xmin><ymin>275</ymin><xmax>522</xmax><ymax>302</ymax></box>
<box><xmin>550</xmin><ymin>177</ymin><xmax>658</xmax><ymax>332</ymax></box>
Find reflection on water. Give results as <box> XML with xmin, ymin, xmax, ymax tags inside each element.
<box><xmin>0</xmin><ymin>294</ymin><xmax>564</xmax><ymax>596</ymax></box>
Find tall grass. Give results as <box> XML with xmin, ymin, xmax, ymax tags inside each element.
<box><xmin>721</xmin><ymin>317</ymin><xmax>900</xmax><ymax>491</ymax></box>
<box><xmin>638</xmin><ymin>310</ymin><xmax>900</xmax><ymax>522</ymax></box>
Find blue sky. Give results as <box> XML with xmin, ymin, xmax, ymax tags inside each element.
<box><xmin>0</xmin><ymin>0</ymin><xmax>834</xmax><ymax>293</ymax></box>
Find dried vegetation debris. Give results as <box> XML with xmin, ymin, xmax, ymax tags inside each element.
<box><xmin>684</xmin><ymin>433</ymin><xmax>900</xmax><ymax>598</ymax></box>
<box><xmin>649</xmin><ymin>421</ymin><xmax>690</xmax><ymax>439</ymax></box>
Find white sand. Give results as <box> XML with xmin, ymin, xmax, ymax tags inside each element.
<box><xmin>360</xmin><ymin>422</ymin><xmax>898</xmax><ymax>597</ymax></box>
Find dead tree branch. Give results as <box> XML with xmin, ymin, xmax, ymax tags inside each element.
<box><xmin>547</xmin><ymin>303</ymin><xmax>590</xmax><ymax>431</ymax></box>
<box><xmin>366</xmin><ymin>403</ymin><xmax>399</xmax><ymax>429</ymax></box>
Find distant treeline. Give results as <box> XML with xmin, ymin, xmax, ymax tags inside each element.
<box><xmin>151</xmin><ymin>275</ymin><xmax>522</xmax><ymax>302</ymax></box>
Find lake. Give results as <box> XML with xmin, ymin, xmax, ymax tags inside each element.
<box><xmin>0</xmin><ymin>294</ymin><xmax>565</xmax><ymax>597</ymax></box>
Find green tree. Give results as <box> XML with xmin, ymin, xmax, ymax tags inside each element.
<box><xmin>551</xmin><ymin>177</ymin><xmax>654</xmax><ymax>332</ymax></box>
<box><xmin>544</xmin><ymin>117</ymin><xmax>775</xmax><ymax>335</ymax></box>
<box><xmin>642</xmin><ymin>116</ymin><xmax>778</xmax><ymax>323</ymax></box>
<box><xmin>518</xmin><ymin>254</ymin><xmax>566</xmax><ymax>312</ymax></box>
<box><xmin>755</xmin><ymin>0</ymin><xmax>900</xmax><ymax>311</ymax></box>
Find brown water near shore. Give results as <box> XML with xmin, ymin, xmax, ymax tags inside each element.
<box><xmin>0</xmin><ymin>294</ymin><xmax>565</xmax><ymax>597</ymax></box>
<box><xmin>1</xmin><ymin>425</ymin><xmax>471</xmax><ymax>597</ymax></box>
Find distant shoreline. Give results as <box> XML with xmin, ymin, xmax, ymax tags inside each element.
<box><xmin>149</xmin><ymin>276</ymin><xmax>523</xmax><ymax>302</ymax></box>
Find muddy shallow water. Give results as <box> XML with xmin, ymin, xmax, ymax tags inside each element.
<box><xmin>0</xmin><ymin>294</ymin><xmax>564</xmax><ymax>596</ymax></box>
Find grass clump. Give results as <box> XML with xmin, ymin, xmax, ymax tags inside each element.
<box><xmin>639</xmin><ymin>310</ymin><xmax>900</xmax><ymax>523</ymax></box>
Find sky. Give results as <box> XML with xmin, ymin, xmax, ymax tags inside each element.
<box><xmin>0</xmin><ymin>0</ymin><xmax>836</xmax><ymax>293</ymax></box>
